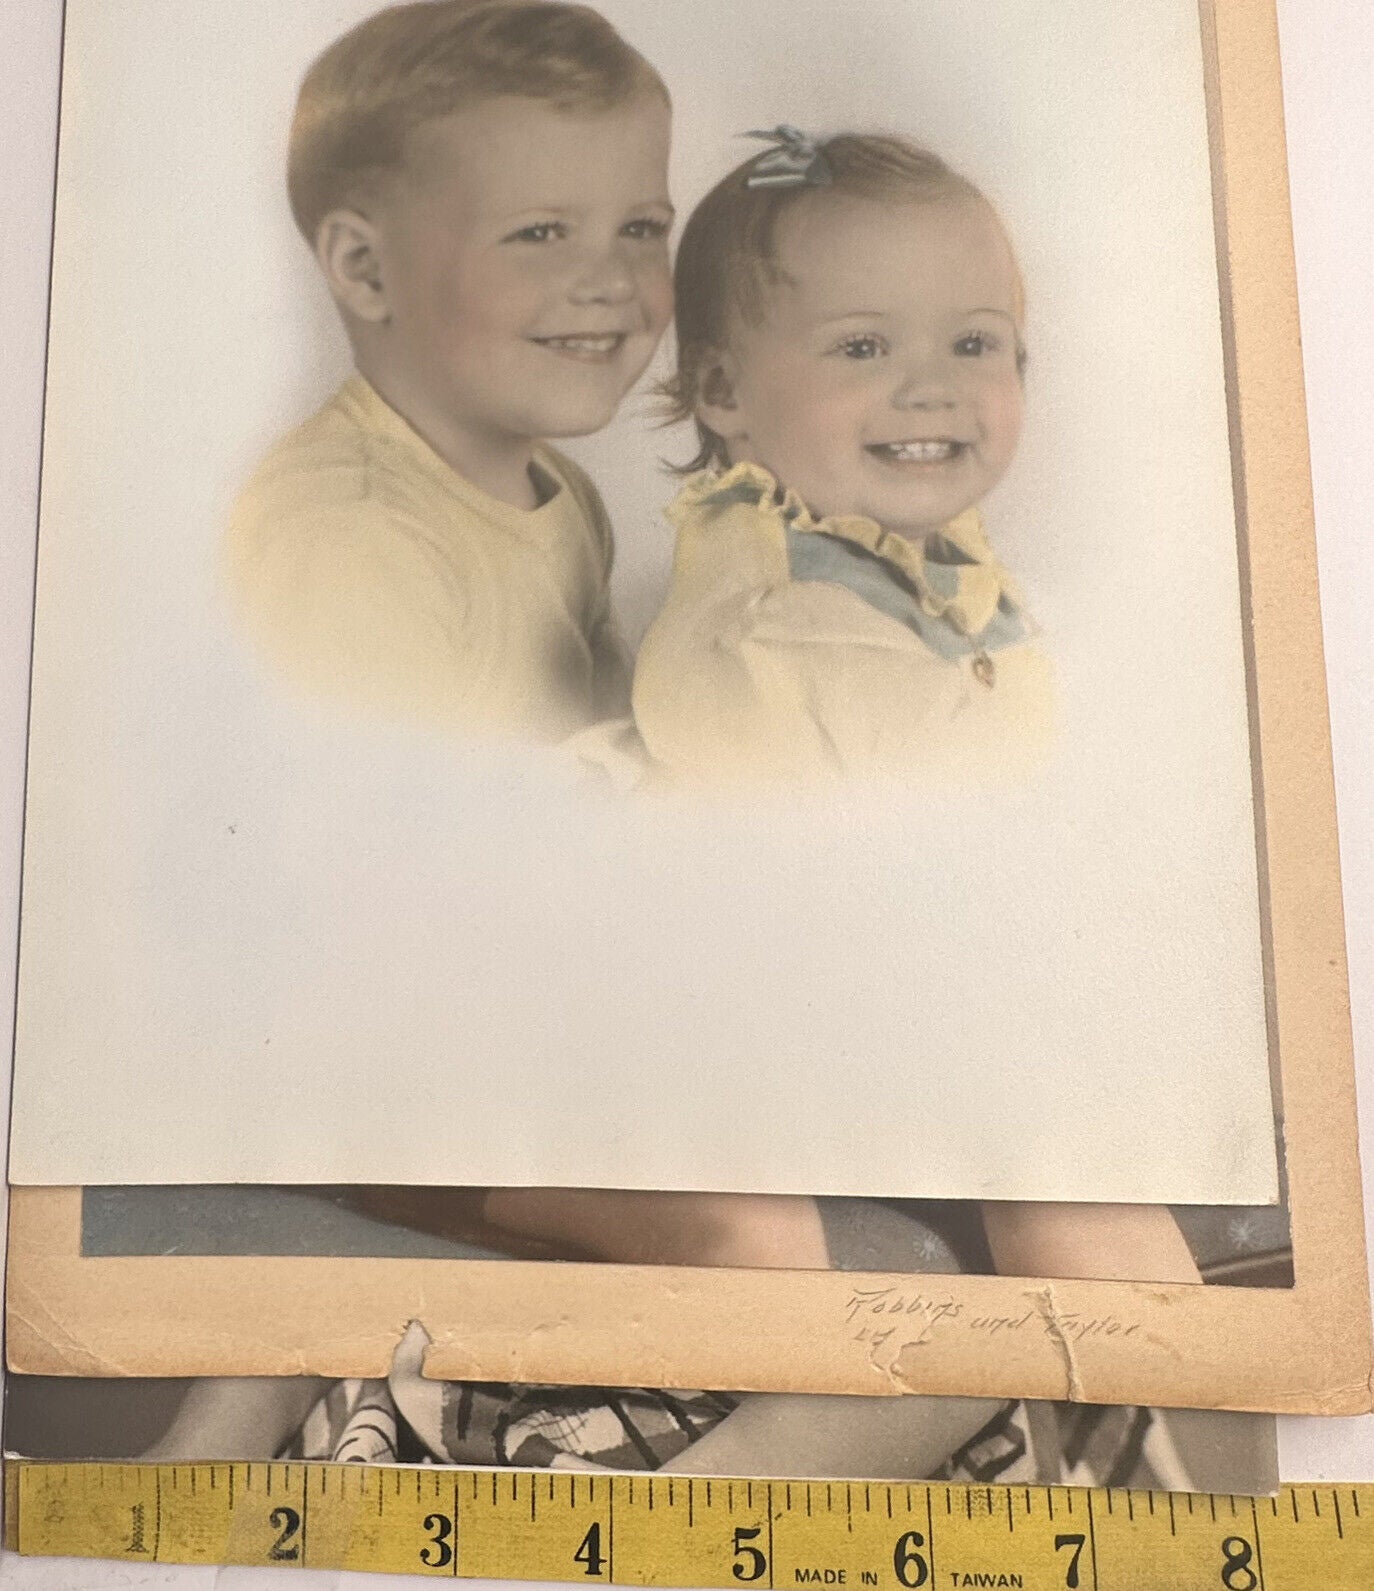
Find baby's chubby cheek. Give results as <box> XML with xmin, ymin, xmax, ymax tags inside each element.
<box><xmin>981</xmin><ymin>379</ymin><xmax>1026</xmax><ymax>477</ymax></box>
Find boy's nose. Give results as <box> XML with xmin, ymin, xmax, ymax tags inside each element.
<box><xmin>567</xmin><ymin>244</ymin><xmax>636</xmax><ymax>306</ymax></box>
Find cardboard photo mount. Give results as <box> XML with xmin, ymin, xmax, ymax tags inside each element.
<box><xmin>6</xmin><ymin>0</ymin><xmax>1371</xmax><ymax>1413</ymax></box>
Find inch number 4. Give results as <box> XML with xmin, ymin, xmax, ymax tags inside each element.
<box><xmin>575</xmin><ymin>1521</ymin><xmax>607</xmax><ymax>1578</ymax></box>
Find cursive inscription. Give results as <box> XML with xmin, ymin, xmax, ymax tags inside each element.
<box><xmin>844</xmin><ymin>1286</ymin><xmax>1142</xmax><ymax>1351</ymax></box>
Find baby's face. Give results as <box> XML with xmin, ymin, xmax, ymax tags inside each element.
<box><xmin>718</xmin><ymin>192</ymin><xmax>1024</xmax><ymax>537</ymax></box>
<box><xmin>373</xmin><ymin>92</ymin><xmax>673</xmax><ymax>442</ymax></box>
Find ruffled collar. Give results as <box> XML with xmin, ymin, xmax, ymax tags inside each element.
<box><xmin>670</xmin><ymin>461</ymin><xmax>1023</xmax><ymax>640</ymax></box>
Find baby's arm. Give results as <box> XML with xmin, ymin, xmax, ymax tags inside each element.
<box><xmin>980</xmin><ymin>1201</ymin><xmax>1201</xmax><ymax>1283</ymax></box>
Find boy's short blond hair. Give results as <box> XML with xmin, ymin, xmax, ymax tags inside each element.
<box><xmin>288</xmin><ymin>0</ymin><xmax>669</xmax><ymax>243</ymax></box>
<box><xmin>664</xmin><ymin>134</ymin><xmax>1026</xmax><ymax>474</ymax></box>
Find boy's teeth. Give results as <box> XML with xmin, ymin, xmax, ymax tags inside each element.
<box><xmin>874</xmin><ymin>440</ymin><xmax>958</xmax><ymax>462</ymax></box>
<box><xmin>540</xmin><ymin>334</ymin><xmax>621</xmax><ymax>354</ymax></box>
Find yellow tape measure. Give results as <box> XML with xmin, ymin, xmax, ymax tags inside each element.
<box><xmin>6</xmin><ymin>1465</ymin><xmax>1373</xmax><ymax>1589</ymax></box>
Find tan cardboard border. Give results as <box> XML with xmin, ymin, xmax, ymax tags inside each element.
<box><xmin>7</xmin><ymin>0</ymin><xmax>1371</xmax><ymax>1413</ymax></box>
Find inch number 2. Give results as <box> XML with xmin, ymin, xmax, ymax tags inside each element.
<box><xmin>268</xmin><ymin>1506</ymin><xmax>301</xmax><ymax>1562</ymax></box>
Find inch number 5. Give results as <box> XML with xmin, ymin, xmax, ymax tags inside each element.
<box><xmin>733</xmin><ymin>1525</ymin><xmax>768</xmax><ymax>1582</ymax></box>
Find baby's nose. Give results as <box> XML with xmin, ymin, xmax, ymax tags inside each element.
<box><xmin>891</xmin><ymin>368</ymin><xmax>957</xmax><ymax>409</ymax></box>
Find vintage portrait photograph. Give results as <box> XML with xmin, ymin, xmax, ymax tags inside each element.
<box><xmin>12</xmin><ymin>0</ymin><xmax>1283</xmax><ymax>1205</ymax></box>
<box><xmin>6</xmin><ymin>0</ymin><xmax>1368</xmax><ymax>1426</ymax></box>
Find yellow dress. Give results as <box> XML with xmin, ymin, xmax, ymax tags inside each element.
<box><xmin>226</xmin><ymin>376</ymin><xmax>629</xmax><ymax>742</ymax></box>
<box><xmin>632</xmin><ymin>463</ymin><xmax>1054</xmax><ymax>786</ymax></box>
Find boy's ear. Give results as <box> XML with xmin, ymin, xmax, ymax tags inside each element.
<box><xmin>315</xmin><ymin>210</ymin><xmax>390</xmax><ymax>324</ymax></box>
<box><xmin>694</xmin><ymin>349</ymin><xmax>749</xmax><ymax>444</ymax></box>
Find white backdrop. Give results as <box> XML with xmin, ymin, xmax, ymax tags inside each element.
<box><xmin>3</xmin><ymin>0</ymin><xmax>1281</xmax><ymax>1201</ymax></box>
<box><xmin>0</xmin><ymin>0</ymin><xmax>1372</xmax><ymax>1556</ymax></box>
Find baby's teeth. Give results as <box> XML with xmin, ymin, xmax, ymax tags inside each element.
<box><xmin>885</xmin><ymin>440</ymin><xmax>955</xmax><ymax>462</ymax></box>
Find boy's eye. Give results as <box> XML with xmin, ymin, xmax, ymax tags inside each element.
<box><xmin>504</xmin><ymin>221</ymin><xmax>568</xmax><ymax>244</ymax></box>
<box><xmin>621</xmin><ymin>217</ymin><xmax>671</xmax><ymax>241</ymax></box>
<box><xmin>954</xmin><ymin>330</ymin><xmax>997</xmax><ymax>356</ymax></box>
<box><xmin>834</xmin><ymin>335</ymin><xmax>887</xmax><ymax>360</ymax></box>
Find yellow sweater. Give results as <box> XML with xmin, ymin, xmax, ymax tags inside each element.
<box><xmin>226</xmin><ymin>376</ymin><xmax>629</xmax><ymax>742</ymax></box>
<box><xmin>632</xmin><ymin>464</ymin><xmax>1053</xmax><ymax>785</ymax></box>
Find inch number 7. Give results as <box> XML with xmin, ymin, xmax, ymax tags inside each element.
<box><xmin>1054</xmin><ymin>1534</ymin><xmax>1086</xmax><ymax>1589</ymax></box>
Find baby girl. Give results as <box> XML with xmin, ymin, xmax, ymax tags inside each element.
<box><xmin>633</xmin><ymin>129</ymin><xmax>1053</xmax><ymax>783</ymax></box>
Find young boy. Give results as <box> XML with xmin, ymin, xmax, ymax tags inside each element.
<box><xmin>227</xmin><ymin>0</ymin><xmax>675</xmax><ymax>741</ymax></box>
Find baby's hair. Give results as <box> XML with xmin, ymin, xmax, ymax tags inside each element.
<box><xmin>663</xmin><ymin>133</ymin><xmax>1026</xmax><ymax>474</ymax></box>
<box><xmin>288</xmin><ymin>0</ymin><xmax>669</xmax><ymax>244</ymax></box>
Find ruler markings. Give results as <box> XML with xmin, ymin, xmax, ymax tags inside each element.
<box><xmin>766</xmin><ymin>1481</ymin><xmax>775</xmax><ymax>1591</ymax></box>
<box><xmin>13</xmin><ymin>1466</ymin><xmax>1374</xmax><ymax>1589</ymax></box>
<box><xmin>924</xmin><ymin>1482</ymin><xmax>936</xmax><ymax>1591</ymax></box>
<box><xmin>1085</xmin><ymin>1488</ymin><xmax>1100</xmax><ymax>1591</ymax></box>
<box><xmin>1250</xmin><ymin>1495</ymin><xmax>1266</xmax><ymax>1591</ymax></box>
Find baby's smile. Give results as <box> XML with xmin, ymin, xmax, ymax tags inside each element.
<box><xmin>866</xmin><ymin>438</ymin><xmax>971</xmax><ymax>466</ymax></box>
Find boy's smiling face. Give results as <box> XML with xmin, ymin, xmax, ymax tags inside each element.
<box><xmin>366</xmin><ymin>91</ymin><xmax>673</xmax><ymax>455</ymax></box>
<box><xmin>705</xmin><ymin>192</ymin><xmax>1024</xmax><ymax>538</ymax></box>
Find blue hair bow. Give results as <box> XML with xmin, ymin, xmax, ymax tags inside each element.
<box><xmin>743</xmin><ymin>125</ymin><xmax>834</xmax><ymax>190</ymax></box>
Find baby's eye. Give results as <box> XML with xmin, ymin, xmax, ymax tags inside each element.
<box><xmin>953</xmin><ymin>330</ymin><xmax>998</xmax><ymax>357</ymax></box>
<box><xmin>621</xmin><ymin>216</ymin><xmax>671</xmax><ymax>241</ymax></box>
<box><xmin>834</xmin><ymin>335</ymin><xmax>888</xmax><ymax>360</ymax></box>
<box><xmin>504</xmin><ymin>221</ymin><xmax>569</xmax><ymax>244</ymax></box>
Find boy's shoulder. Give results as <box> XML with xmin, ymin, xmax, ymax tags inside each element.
<box><xmin>231</xmin><ymin>378</ymin><xmax>610</xmax><ymax>558</ymax></box>
<box><xmin>230</xmin><ymin>377</ymin><xmax>438</xmax><ymax>545</ymax></box>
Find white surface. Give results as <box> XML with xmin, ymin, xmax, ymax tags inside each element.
<box><xmin>5</xmin><ymin>0</ymin><xmax>1278</xmax><ymax>1204</ymax></box>
<box><xmin>0</xmin><ymin>2</ymin><xmax>1372</xmax><ymax>1586</ymax></box>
